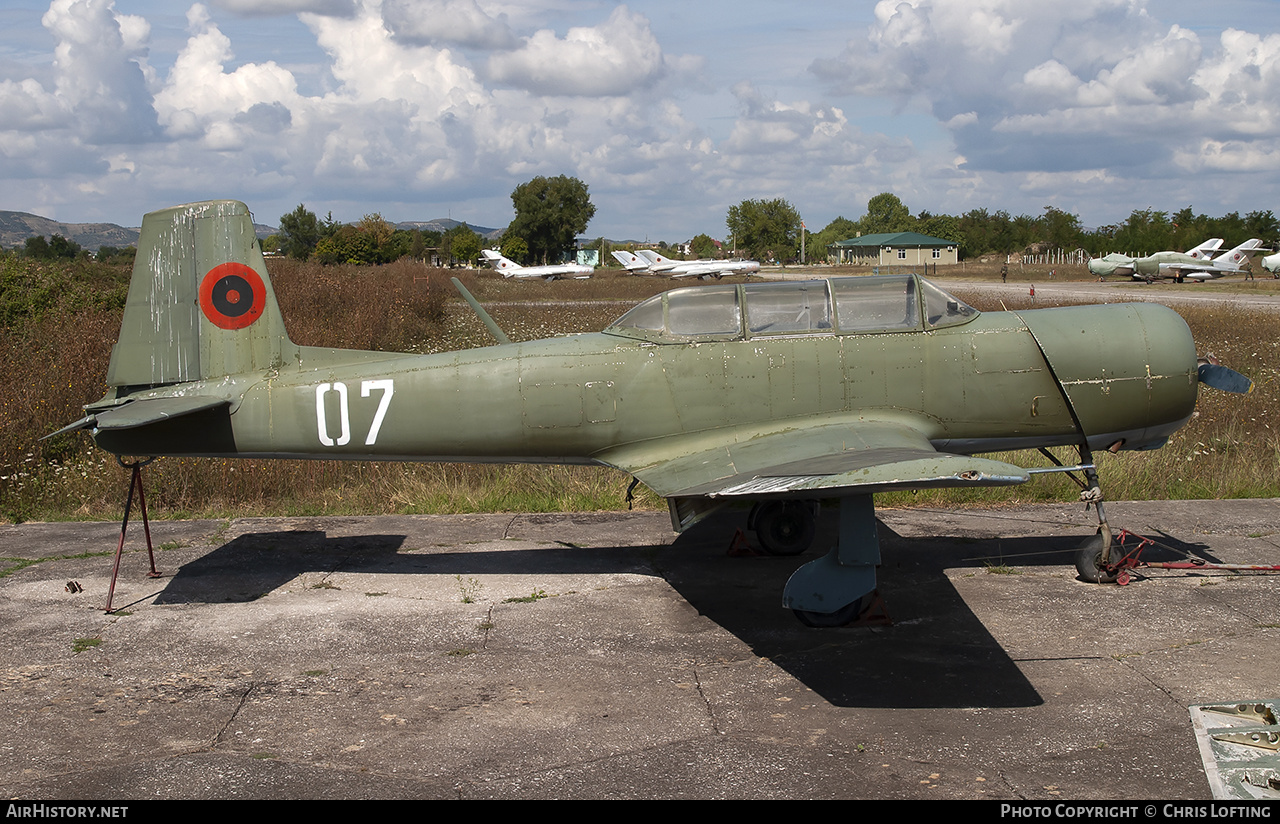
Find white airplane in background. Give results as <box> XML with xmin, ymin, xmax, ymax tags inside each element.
<box><xmin>481</xmin><ymin>249</ymin><xmax>592</xmax><ymax>279</ymax></box>
<box><xmin>1262</xmin><ymin>251</ymin><xmax>1280</xmax><ymax>277</ymax></box>
<box><xmin>637</xmin><ymin>249</ymin><xmax>761</xmax><ymax>278</ymax></box>
<box><xmin>612</xmin><ymin>249</ymin><xmax>760</xmax><ymax>278</ymax></box>
<box><xmin>1159</xmin><ymin>238</ymin><xmax>1268</xmax><ymax>281</ymax></box>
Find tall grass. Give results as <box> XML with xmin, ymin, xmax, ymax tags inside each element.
<box><xmin>0</xmin><ymin>258</ymin><xmax>666</xmax><ymax>522</ymax></box>
<box><xmin>0</xmin><ymin>259</ymin><xmax>1275</xmax><ymax>522</ymax></box>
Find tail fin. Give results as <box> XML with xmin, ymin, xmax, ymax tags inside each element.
<box><xmin>106</xmin><ymin>200</ymin><xmax>297</xmax><ymax>388</ymax></box>
<box><xmin>1186</xmin><ymin>238</ymin><xmax>1224</xmax><ymax>259</ymax></box>
<box><xmin>612</xmin><ymin>250</ymin><xmax>647</xmax><ymax>270</ymax></box>
<box><xmin>1213</xmin><ymin>238</ymin><xmax>1266</xmax><ymax>267</ymax></box>
<box><xmin>636</xmin><ymin>249</ymin><xmax>672</xmax><ymax>266</ymax></box>
<box><xmin>481</xmin><ymin>248</ymin><xmax>522</xmax><ymax>275</ymax></box>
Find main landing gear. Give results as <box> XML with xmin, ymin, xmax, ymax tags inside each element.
<box><xmin>747</xmin><ymin>495</ymin><xmax>882</xmax><ymax>628</ymax></box>
<box><xmin>751</xmin><ymin>443</ymin><xmax>1122</xmax><ymax>627</ymax></box>
<box><xmin>748</xmin><ymin>500</ymin><xmax>817</xmax><ymax>556</ymax></box>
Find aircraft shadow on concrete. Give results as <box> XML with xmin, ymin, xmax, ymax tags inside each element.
<box><xmin>152</xmin><ymin>531</ymin><xmax>408</xmax><ymax>605</ymax></box>
<box><xmin>145</xmin><ymin>514</ymin><xmax>1212</xmax><ymax>710</ymax></box>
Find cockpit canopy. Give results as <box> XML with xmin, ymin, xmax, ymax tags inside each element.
<box><xmin>603</xmin><ymin>274</ymin><xmax>978</xmax><ymax>344</ymax></box>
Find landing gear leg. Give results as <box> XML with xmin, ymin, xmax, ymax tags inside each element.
<box><xmin>783</xmin><ymin>495</ymin><xmax>880</xmax><ymax>626</ymax></box>
<box><xmin>1074</xmin><ymin>444</ymin><xmax>1117</xmax><ymax>583</ymax></box>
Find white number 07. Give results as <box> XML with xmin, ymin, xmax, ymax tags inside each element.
<box><xmin>315</xmin><ymin>379</ymin><xmax>395</xmax><ymax>447</ymax></box>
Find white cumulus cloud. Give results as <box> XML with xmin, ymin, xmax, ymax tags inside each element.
<box><xmin>382</xmin><ymin>0</ymin><xmax>517</xmax><ymax>50</ymax></box>
<box><xmin>486</xmin><ymin>6</ymin><xmax>666</xmax><ymax>97</ymax></box>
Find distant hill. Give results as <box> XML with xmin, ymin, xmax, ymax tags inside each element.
<box><xmin>395</xmin><ymin>218</ymin><xmax>504</xmax><ymax>241</ymax></box>
<box><xmin>0</xmin><ymin>209</ymin><xmax>506</xmax><ymax>251</ymax></box>
<box><xmin>0</xmin><ymin>211</ymin><xmax>141</xmax><ymax>252</ymax></box>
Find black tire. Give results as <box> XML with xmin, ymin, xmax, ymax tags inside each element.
<box><xmin>794</xmin><ymin>596</ymin><xmax>866</xmax><ymax>628</ymax></box>
<box><xmin>1075</xmin><ymin>533</ymin><xmax>1119</xmax><ymax>584</ymax></box>
<box><xmin>752</xmin><ymin>500</ymin><xmax>816</xmax><ymax>556</ymax></box>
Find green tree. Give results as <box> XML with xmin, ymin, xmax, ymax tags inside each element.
<box><xmin>916</xmin><ymin>212</ymin><xmax>962</xmax><ymax>246</ymax></box>
<box><xmin>22</xmin><ymin>234</ymin><xmax>82</xmax><ymax>260</ymax></box>
<box><xmin>508</xmin><ymin>176</ymin><xmax>596</xmax><ymax>264</ymax></box>
<box><xmin>381</xmin><ymin>229</ymin><xmax>414</xmax><ymax>262</ymax></box>
<box><xmin>1244</xmin><ymin>210</ymin><xmax>1280</xmax><ymax>245</ymax></box>
<box><xmin>810</xmin><ymin>216</ymin><xmax>860</xmax><ymax>262</ymax></box>
<box><xmin>95</xmin><ymin>245</ymin><xmax>136</xmax><ymax>265</ymax></box>
<box><xmin>726</xmin><ymin>198</ymin><xmax>801</xmax><ymax>261</ymax></box>
<box><xmin>1169</xmin><ymin>206</ymin><xmax>1211</xmax><ymax>253</ymax></box>
<box><xmin>689</xmin><ymin>234</ymin><xmax>718</xmax><ymax>259</ymax></box>
<box><xmin>500</xmin><ymin>235</ymin><xmax>530</xmax><ymax>263</ymax></box>
<box><xmin>321</xmin><ymin>211</ymin><xmax>340</xmax><ymax>239</ymax></box>
<box><xmin>1039</xmin><ymin>206</ymin><xmax>1083</xmax><ymax>250</ymax></box>
<box><xmin>447</xmin><ymin>224</ymin><xmax>481</xmax><ymax>266</ymax></box>
<box><xmin>358</xmin><ymin>213</ymin><xmax>394</xmax><ymax>252</ymax></box>
<box><xmin>859</xmin><ymin>193</ymin><xmax>913</xmax><ymax>235</ymax></box>
<box><xmin>314</xmin><ymin>225</ymin><xmax>373</xmax><ymax>265</ymax></box>
<box><xmin>279</xmin><ymin>204</ymin><xmax>321</xmax><ymax>260</ymax></box>
<box><xmin>1113</xmin><ymin>209</ymin><xmax>1174</xmax><ymax>254</ymax></box>
<box><xmin>48</xmin><ymin>234</ymin><xmax>83</xmax><ymax>260</ymax></box>
<box><xmin>22</xmin><ymin>236</ymin><xmax>50</xmax><ymax>259</ymax></box>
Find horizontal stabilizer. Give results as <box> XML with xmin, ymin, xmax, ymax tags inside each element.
<box><xmin>46</xmin><ymin>396</ymin><xmax>231</xmax><ymax>439</ymax></box>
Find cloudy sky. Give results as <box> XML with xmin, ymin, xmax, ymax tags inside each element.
<box><xmin>2</xmin><ymin>0</ymin><xmax>1278</xmax><ymax>241</ymax></box>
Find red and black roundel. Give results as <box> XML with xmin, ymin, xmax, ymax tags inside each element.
<box><xmin>199</xmin><ymin>262</ymin><xmax>266</xmax><ymax>330</ymax></box>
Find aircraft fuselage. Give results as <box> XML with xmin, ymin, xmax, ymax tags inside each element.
<box><xmin>92</xmin><ymin>302</ymin><xmax>1198</xmax><ymax>466</ymax></box>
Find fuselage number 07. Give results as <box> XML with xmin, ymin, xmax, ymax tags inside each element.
<box><xmin>315</xmin><ymin>379</ymin><xmax>395</xmax><ymax>447</ymax></box>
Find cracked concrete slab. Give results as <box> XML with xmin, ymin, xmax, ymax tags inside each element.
<box><xmin>1</xmin><ymin>501</ymin><xmax>1278</xmax><ymax>799</ymax></box>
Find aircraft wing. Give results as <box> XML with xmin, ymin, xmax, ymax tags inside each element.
<box><xmin>1158</xmin><ymin>262</ymin><xmax>1215</xmax><ymax>275</ymax></box>
<box><xmin>594</xmin><ymin>416</ymin><xmax>1029</xmax><ymax>499</ymax></box>
<box><xmin>1158</xmin><ymin>262</ymin><xmax>1236</xmax><ymax>280</ymax></box>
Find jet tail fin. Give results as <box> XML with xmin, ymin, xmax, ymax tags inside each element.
<box><xmin>481</xmin><ymin>249</ymin><xmax>523</xmax><ymax>276</ymax></box>
<box><xmin>106</xmin><ymin>200</ymin><xmax>297</xmax><ymax>388</ymax></box>
<box><xmin>611</xmin><ymin>250</ymin><xmax>647</xmax><ymax>271</ymax></box>
<box><xmin>1213</xmin><ymin>239</ymin><xmax>1266</xmax><ymax>267</ymax></box>
<box><xmin>1186</xmin><ymin>238</ymin><xmax>1224</xmax><ymax>259</ymax></box>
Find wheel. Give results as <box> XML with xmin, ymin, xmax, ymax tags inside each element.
<box><xmin>752</xmin><ymin>500</ymin><xmax>816</xmax><ymax>556</ymax></box>
<box><xmin>1075</xmin><ymin>533</ymin><xmax>1119</xmax><ymax>584</ymax></box>
<box><xmin>794</xmin><ymin>596</ymin><xmax>866</xmax><ymax>628</ymax></box>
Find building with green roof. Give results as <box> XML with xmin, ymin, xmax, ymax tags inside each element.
<box><xmin>830</xmin><ymin>232</ymin><xmax>959</xmax><ymax>266</ymax></box>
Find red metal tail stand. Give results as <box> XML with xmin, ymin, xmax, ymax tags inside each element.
<box><xmin>105</xmin><ymin>457</ymin><xmax>160</xmax><ymax>613</ymax></box>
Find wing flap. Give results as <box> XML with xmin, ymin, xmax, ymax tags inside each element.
<box><xmin>596</xmin><ymin>417</ymin><xmax>1029</xmax><ymax>499</ymax></box>
<box><xmin>705</xmin><ymin>453</ymin><xmax>1028</xmax><ymax>497</ymax></box>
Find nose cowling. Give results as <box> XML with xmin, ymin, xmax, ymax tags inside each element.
<box><xmin>1019</xmin><ymin>303</ymin><xmax>1198</xmax><ymax>451</ymax></box>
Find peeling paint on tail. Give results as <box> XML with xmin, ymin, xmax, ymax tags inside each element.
<box><xmin>105</xmin><ymin>200</ymin><xmax>297</xmax><ymax>388</ymax></box>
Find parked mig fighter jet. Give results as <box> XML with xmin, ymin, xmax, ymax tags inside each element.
<box><xmin>482</xmin><ymin>248</ymin><xmax>592</xmax><ymax>279</ymax></box>
<box><xmin>1087</xmin><ymin>238</ymin><xmax>1222</xmax><ymax>280</ymax></box>
<box><xmin>611</xmin><ymin>249</ymin><xmax>759</xmax><ymax>278</ymax></box>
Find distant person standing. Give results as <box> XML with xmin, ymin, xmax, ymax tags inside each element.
<box><xmin>1000</xmin><ymin>264</ymin><xmax>1008</xmax><ymax>283</ymax></box>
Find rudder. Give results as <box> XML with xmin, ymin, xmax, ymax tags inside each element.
<box><xmin>106</xmin><ymin>200</ymin><xmax>296</xmax><ymax>387</ymax></box>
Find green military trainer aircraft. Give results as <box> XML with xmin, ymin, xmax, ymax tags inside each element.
<box><xmin>54</xmin><ymin>200</ymin><xmax>1251</xmax><ymax>626</ymax></box>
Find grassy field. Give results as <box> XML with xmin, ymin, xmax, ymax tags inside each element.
<box><xmin>1</xmin><ymin>255</ymin><xmax>1275</xmax><ymax>523</ymax></box>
